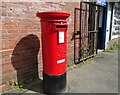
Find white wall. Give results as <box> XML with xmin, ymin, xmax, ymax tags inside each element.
<box><xmin>111</xmin><ymin>2</ymin><xmax>120</xmax><ymax>40</ymax></box>
<box><xmin>105</xmin><ymin>2</ymin><xmax>112</xmax><ymax>49</ymax></box>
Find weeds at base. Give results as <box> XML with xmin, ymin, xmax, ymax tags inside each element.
<box><xmin>103</xmin><ymin>44</ymin><xmax>120</xmax><ymax>53</ymax></box>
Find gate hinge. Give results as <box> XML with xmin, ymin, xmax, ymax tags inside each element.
<box><xmin>71</xmin><ymin>31</ymin><xmax>80</xmax><ymax>41</ymax></box>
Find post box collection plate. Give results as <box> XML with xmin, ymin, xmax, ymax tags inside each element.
<box><xmin>59</xmin><ymin>31</ymin><xmax>64</xmax><ymax>43</ymax></box>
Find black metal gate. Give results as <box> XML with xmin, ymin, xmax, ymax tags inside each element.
<box><xmin>74</xmin><ymin>2</ymin><xmax>99</xmax><ymax>64</ymax></box>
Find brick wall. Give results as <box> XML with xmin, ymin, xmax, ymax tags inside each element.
<box><xmin>1</xmin><ymin>1</ymin><xmax>79</xmax><ymax>92</ymax></box>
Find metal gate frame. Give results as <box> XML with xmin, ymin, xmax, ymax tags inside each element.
<box><xmin>74</xmin><ymin>2</ymin><xmax>100</xmax><ymax>64</ymax></box>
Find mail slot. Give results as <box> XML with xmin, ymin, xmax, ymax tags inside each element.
<box><xmin>37</xmin><ymin>11</ymin><xmax>70</xmax><ymax>93</ymax></box>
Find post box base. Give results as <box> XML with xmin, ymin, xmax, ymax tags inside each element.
<box><xmin>43</xmin><ymin>72</ymin><xmax>66</xmax><ymax>94</ymax></box>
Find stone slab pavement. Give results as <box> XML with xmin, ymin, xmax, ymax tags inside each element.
<box><xmin>2</xmin><ymin>51</ymin><xmax>119</xmax><ymax>94</ymax></box>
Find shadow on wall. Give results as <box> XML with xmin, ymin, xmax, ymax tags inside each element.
<box><xmin>11</xmin><ymin>34</ymin><xmax>43</xmax><ymax>93</ymax></box>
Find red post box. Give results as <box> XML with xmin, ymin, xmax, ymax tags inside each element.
<box><xmin>36</xmin><ymin>11</ymin><xmax>70</xmax><ymax>93</ymax></box>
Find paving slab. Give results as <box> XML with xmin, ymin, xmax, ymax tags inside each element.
<box><xmin>67</xmin><ymin>51</ymin><xmax>118</xmax><ymax>93</ymax></box>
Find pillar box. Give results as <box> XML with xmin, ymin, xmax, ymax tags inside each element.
<box><xmin>36</xmin><ymin>11</ymin><xmax>70</xmax><ymax>93</ymax></box>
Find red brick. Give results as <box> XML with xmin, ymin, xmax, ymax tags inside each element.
<box><xmin>1</xmin><ymin>2</ymin><xmax>79</xmax><ymax>92</ymax></box>
<box><xmin>1</xmin><ymin>84</ymin><xmax>11</xmax><ymax>93</ymax></box>
<box><xmin>2</xmin><ymin>62</ymin><xmax>14</xmax><ymax>73</ymax></box>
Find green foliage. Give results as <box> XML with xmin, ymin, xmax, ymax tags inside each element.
<box><xmin>104</xmin><ymin>44</ymin><xmax>120</xmax><ymax>53</ymax></box>
<box><xmin>13</xmin><ymin>81</ymin><xmax>24</xmax><ymax>92</ymax></box>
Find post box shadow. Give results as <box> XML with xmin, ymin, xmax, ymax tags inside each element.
<box><xmin>11</xmin><ymin>34</ymin><xmax>43</xmax><ymax>93</ymax></box>
<box><xmin>24</xmin><ymin>79</ymin><xmax>43</xmax><ymax>93</ymax></box>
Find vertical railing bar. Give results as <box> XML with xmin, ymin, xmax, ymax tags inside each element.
<box><xmin>92</xmin><ymin>5</ymin><xmax>94</xmax><ymax>55</ymax></box>
<box><xmin>79</xmin><ymin>2</ymin><xmax>82</xmax><ymax>62</ymax></box>
<box><xmin>74</xmin><ymin>8</ymin><xmax>76</xmax><ymax>64</ymax></box>
<box><xmin>85</xmin><ymin>2</ymin><xmax>87</xmax><ymax>57</ymax></box>
<box><xmin>83</xmin><ymin>7</ymin><xmax>85</xmax><ymax>58</ymax></box>
<box><xmin>95</xmin><ymin>6</ymin><xmax>99</xmax><ymax>54</ymax></box>
<box><xmin>92</xmin><ymin>5</ymin><xmax>95</xmax><ymax>55</ymax></box>
<box><xmin>91</xmin><ymin>4</ymin><xmax>95</xmax><ymax>55</ymax></box>
<box><xmin>88</xmin><ymin>4</ymin><xmax>91</xmax><ymax>56</ymax></box>
<box><xmin>94</xmin><ymin>6</ymin><xmax>97</xmax><ymax>54</ymax></box>
<box><xmin>93</xmin><ymin>5</ymin><xmax>97</xmax><ymax>54</ymax></box>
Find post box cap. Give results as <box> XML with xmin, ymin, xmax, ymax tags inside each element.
<box><xmin>36</xmin><ymin>11</ymin><xmax>70</xmax><ymax>20</ymax></box>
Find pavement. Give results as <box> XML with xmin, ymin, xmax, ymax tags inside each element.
<box><xmin>2</xmin><ymin>50</ymin><xmax>119</xmax><ymax>94</ymax></box>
